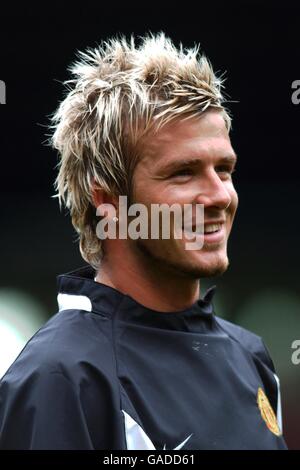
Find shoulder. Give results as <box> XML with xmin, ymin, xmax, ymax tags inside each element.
<box><xmin>0</xmin><ymin>308</ymin><xmax>122</xmax><ymax>450</ymax></box>
<box><xmin>0</xmin><ymin>309</ymin><xmax>119</xmax><ymax>449</ymax></box>
<box><xmin>214</xmin><ymin>316</ymin><xmax>275</xmax><ymax>372</ymax></box>
<box><xmin>0</xmin><ymin>307</ymin><xmax>115</xmax><ymax>388</ymax></box>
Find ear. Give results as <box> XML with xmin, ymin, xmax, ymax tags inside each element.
<box><xmin>91</xmin><ymin>182</ymin><xmax>105</xmax><ymax>209</ymax></box>
<box><xmin>91</xmin><ymin>179</ymin><xmax>118</xmax><ymax>210</ymax></box>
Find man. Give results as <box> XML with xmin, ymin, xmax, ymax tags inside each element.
<box><xmin>0</xmin><ymin>33</ymin><xmax>287</xmax><ymax>449</ymax></box>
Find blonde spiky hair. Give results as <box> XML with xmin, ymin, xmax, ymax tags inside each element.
<box><xmin>50</xmin><ymin>32</ymin><xmax>231</xmax><ymax>269</ymax></box>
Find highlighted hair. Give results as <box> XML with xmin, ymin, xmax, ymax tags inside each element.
<box><xmin>49</xmin><ymin>32</ymin><xmax>231</xmax><ymax>269</ymax></box>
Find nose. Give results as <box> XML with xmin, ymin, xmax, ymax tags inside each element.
<box><xmin>195</xmin><ymin>168</ymin><xmax>232</xmax><ymax>210</ymax></box>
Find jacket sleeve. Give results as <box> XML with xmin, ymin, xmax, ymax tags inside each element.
<box><xmin>215</xmin><ymin>316</ymin><xmax>283</xmax><ymax>434</ymax></box>
<box><xmin>251</xmin><ymin>337</ymin><xmax>283</xmax><ymax>434</ymax></box>
<box><xmin>0</xmin><ymin>364</ymin><xmax>96</xmax><ymax>449</ymax></box>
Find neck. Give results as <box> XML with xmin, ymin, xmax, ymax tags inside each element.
<box><xmin>95</xmin><ymin>241</ymin><xmax>200</xmax><ymax>312</ymax></box>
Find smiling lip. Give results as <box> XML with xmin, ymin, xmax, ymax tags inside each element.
<box><xmin>203</xmin><ymin>224</ymin><xmax>225</xmax><ymax>244</ymax></box>
<box><xmin>183</xmin><ymin>223</ymin><xmax>226</xmax><ymax>244</ymax></box>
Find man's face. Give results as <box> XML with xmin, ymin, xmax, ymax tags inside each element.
<box><xmin>130</xmin><ymin>109</ymin><xmax>238</xmax><ymax>279</ymax></box>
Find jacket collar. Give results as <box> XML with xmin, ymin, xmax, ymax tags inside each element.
<box><xmin>57</xmin><ymin>265</ymin><xmax>217</xmax><ymax>323</ymax></box>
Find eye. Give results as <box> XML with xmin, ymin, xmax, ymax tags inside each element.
<box><xmin>170</xmin><ymin>168</ymin><xmax>194</xmax><ymax>178</ymax></box>
<box><xmin>215</xmin><ymin>165</ymin><xmax>236</xmax><ymax>177</ymax></box>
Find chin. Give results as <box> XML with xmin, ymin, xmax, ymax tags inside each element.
<box><xmin>180</xmin><ymin>251</ymin><xmax>230</xmax><ymax>279</ymax></box>
<box><xmin>156</xmin><ymin>252</ymin><xmax>229</xmax><ymax>280</ymax></box>
<box><xmin>136</xmin><ymin>239</ymin><xmax>229</xmax><ymax>279</ymax></box>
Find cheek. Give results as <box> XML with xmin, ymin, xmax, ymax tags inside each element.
<box><xmin>141</xmin><ymin>186</ymin><xmax>189</xmax><ymax>206</ymax></box>
<box><xmin>225</xmin><ymin>195</ymin><xmax>237</xmax><ymax>238</ymax></box>
<box><xmin>232</xmin><ymin>190</ymin><xmax>239</xmax><ymax>213</ymax></box>
<box><xmin>227</xmin><ymin>183</ymin><xmax>239</xmax><ymax>214</ymax></box>
<box><xmin>159</xmin><ymin>185</ymin><xmax>197</xmax><ymax>204</ymax></box>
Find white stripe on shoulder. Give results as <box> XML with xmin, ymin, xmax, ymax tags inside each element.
<box><xmin>57</xmin><ymin>293</ymin><xmax>92</xmax><ymax>312</ymax></box>
<box><xmin>273</xmin><ymin>373</ymin><xmax>283</xmax><ymax>433</ymax></box>
<box><xmin>122</xmin><ymin>410</ymin><xmax>156</xmax><ymax>450</ymax></box>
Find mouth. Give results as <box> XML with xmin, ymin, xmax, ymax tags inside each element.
<box><xmin>204</xmin><ymin>222</ymin><xmax>222</xmax><ymax>234</ymax></box>
<box><xmin>182</xmin><ymin>222</ymin><xmax>225</xmax><ymax>245</ymax></box>
<box><xmin>203</xmin><ymin>223</ymin><xmax>225</xmax><ymax>244</ymax></box>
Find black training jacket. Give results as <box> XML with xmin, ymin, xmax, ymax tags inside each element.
<box><xmin>0</xmin><ymin>266</ymin><xmax>287</xmax><ymax>450</ymax></box>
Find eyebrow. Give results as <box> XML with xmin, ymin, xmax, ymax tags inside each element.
<box><xmin>158</xmin><ymin>153</ymin><xmax>238</xmax><ymax>175</ymax></box>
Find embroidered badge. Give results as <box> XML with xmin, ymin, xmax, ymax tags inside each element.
<box><xmin>257</xmin><ymin>387</ymin><xmax>281</xmax><ymax>436</ymax></box>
